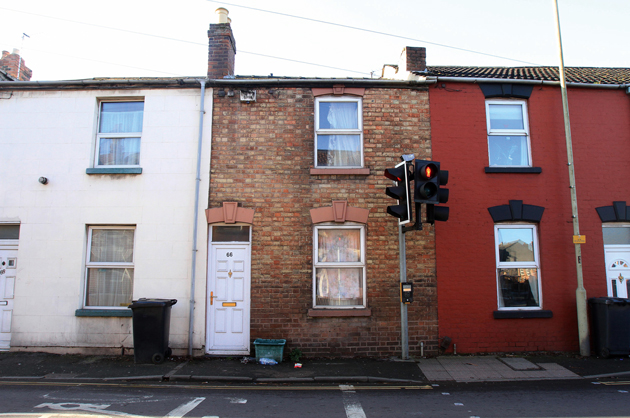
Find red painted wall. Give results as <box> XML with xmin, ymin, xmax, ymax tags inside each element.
<box><xmin>430</xmin><ymin>82</ymin><xmax>630</xmax><ymax>353</ymax></box>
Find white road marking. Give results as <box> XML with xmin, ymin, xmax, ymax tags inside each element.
<box><xmin>226</xmin><ymin>397</ymin><xmax>247</xmax><ymax>404</ymax></box>
<box><xmin>165</xmin><ymin>397</ymin><xmax>206</xmax><ymax>417</ymax></box>
<box><xmin>340</xmin><ymin>385</ymin><xmax>367</xmax><ymax>418</ymax></box>
<box><xmin>34</xmin><ymin>402</ymin><xmax>141</xmax><ymax>417</ymax></box>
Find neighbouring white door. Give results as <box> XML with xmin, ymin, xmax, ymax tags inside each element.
<box><xmin>604</xmin><ymin>245</ymin><xmax>630</xmax><ymax>298</ymax></box>
<box><xmin>0</xmin><ymin>242</ymin><xmax>18</xmax><ymax>351</ymax></box>
<box><xmin>206</xmin><ymin>244</ymin><xmax>251</xmax><ymax>355</ymax></box>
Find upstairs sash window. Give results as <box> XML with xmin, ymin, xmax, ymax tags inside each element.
<box><xmin>96</xmin><ymin>101</ymin><xmax>144</xmax><ymax>167</ymax></box>
<box><xmin>315</xmin><ymin>97</ymin><xmax>363</xmax><ymax>168</ymax></box>
<box><xmin>486</xmin><ymin>100</ymin><xmax>531</xmax><ymax>167</ymax></box>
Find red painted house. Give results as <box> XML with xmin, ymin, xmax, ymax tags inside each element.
<box><xmin>426</xmin><ymin>65</ymin><xmax>630</xmax><ymax>354</ymax></box>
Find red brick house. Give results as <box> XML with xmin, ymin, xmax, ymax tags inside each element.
<box><xmin>203</xmin><ymin>11</ymin><xmax>440</xmax><ymax>357</ymax></box>
<box><xmin>427</xmin><ymin>66</ymin><xmax>630</xmax><ymax>354</ymax></box>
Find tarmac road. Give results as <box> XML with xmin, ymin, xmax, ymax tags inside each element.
<box><xmin>0</xmin><ymin>378</ymin><xmax>629</xmax><ymax>417</ymax></box>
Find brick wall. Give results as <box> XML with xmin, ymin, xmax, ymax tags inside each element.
<box><xmin>207</xmin><ymin>24</ymin><xmax>235</xmax><ymax>79</ymax></box>
<box><xmin>210</xmin><ymin>86</ymin><xmax>438</xmax><ymax>357</ymax></box>
<box><xmin>404</xmin><ymin>47</ymin><xmax>427</xmax><ymax>72</ymax></box>
<box><xmin>430</xmin><ymin>82</ymin><xmax>630</xmax><ymax>353</ymax></box>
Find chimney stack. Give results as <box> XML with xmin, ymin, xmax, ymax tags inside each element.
<box><xmin>403</xmin><ymin>47</ymin><xmax>427</xmax><ymax>73</ymax></box>
<box><xmin>207</xmin><ymin>8</ymin><xmax>236</xmax><ymax>79</ymax></box>
<box><xmin>0</xmin><ymin>48</ymin><xmax>32</xmax><ymax>81</ymax></box>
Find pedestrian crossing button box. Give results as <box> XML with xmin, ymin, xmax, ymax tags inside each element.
<box><xmin>401</xmin><ymin>282</ymin><xmax>413</xmax><ymax>304</ymax></box>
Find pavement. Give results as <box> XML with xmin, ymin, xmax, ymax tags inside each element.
<box><xmin>1</xmin><ymin>351</ymin><xmax>630</xmax><ymax>385</ymax></box>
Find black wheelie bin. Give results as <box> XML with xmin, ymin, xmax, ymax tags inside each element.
<box><xmin>589</xmin><ymin>297</ymin><xmax>630</xmax><ymax>358</ymax></box>
<box><xmin>128</xmin><ymin>298</ymin><xmax>177</xmax><ymax>364</ymax></box>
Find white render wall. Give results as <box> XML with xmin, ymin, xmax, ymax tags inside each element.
<box><xmin>0</xmin><ymin>87</ymin><xmax>212</xmax><ymax>354</ymax></box>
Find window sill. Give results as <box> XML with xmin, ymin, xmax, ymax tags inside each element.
<box><xmin>308</xmin><ymin>308</ymin><xmax>371</xmax><ymax>317</ymax></box>
<box><xmin>75</xmin><ymin>309</ymin><xmax>132</xmax><ymax>317</ymax></box>
<box><xmin>310</xmin><ymin>168</ymin><xmax>370</xmax><ymax>176</ymax></box>
<box><xmin>493</xmin><ymin>310</ymin><xmax>552</xmax><ymax>319</ymax></box>
<box><xmin>485</xmin><ymin>167</ymin><xmax>542</xmax><ymax>174</ymax></box>
<box><xmin>86</xmin><ymin>167</ymin><xmax>143</xmax><ymax>175</ymax></box>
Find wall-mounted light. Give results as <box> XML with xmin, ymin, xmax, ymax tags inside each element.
<box><xmin>217</xmin><ymin>88</ymin><xmax>226</xmax><ymax>97</ymax></box>
<box><xmin>38</xmin><ymin>176</ymin><xmax>48</xmax><ymax>185</ymax></box>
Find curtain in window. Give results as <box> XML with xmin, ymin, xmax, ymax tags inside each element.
<box><xmin>527</xmin><ymin>269</ymin><xmax>539</xmax><ymax>305</ymax></box>
<box><xmin>99</xmin><ymin>102</ymin><xmax>144</xmax><ymax>133</ymax></box>
<box><xmin>90</xmin><ymin>229</ymin><xmax>134</xmax><ymax>262</ymax></box>
<box><xmin>324</xmin><ymin>103</ymin><xmax>360</xmax><ymax>167</ymax></box>
<box><xmin>316</xmin><ymin>229</ymin><xmax>363</xmax><ymax>306</ymax></box>
<box><xmin>87</xmin><ymin>229</ymin><xmax>134</xmax><ymax>307</ymax></box>
<box><xmin>316</xmin><ymin>268</ymin><xmax>362</xmax><ymax>305</ymax></box>
<box><xmin>98</xmin><ymin>137</ymin><xmax>141</xmax><ymax>165</ymax></box>
<box><xmin>86</xmin><ymin>268</ymin><xmax>133</xmax><ymax>307</ymax></box>
<box><xmin>318</xmin><ymin>229</ymin><xmax>361</xmax><ymax>262</ymax></box>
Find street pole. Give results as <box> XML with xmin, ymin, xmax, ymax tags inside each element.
<box><xmin>399</xmin><ymin>224</ymin><xmax>409</xmax><ymax>360</ymax></box>
<box><xmin>553</xmin><ymin>0</ymin><xmax>590</xmax><ymax>357</ymax></box>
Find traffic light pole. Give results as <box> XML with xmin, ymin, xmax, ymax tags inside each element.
<box><xmin>399</xmin><ymin>224</ymin><xmax>409</xmax><ymax>360</ymax></box>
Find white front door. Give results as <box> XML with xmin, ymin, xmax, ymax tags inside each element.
<box><xmin>0</xmin><ymin>242</ymin><xmax>18</xmax><ymax>351</ymax></box>
<box><xmin>206</xmin><ymin>244</ymin><xmax>251</xmax><ymax>354</ymax></box>
<box><xmin>604</xmin><ymin>245</ymin><xmax>630</xmax><ymax>298</ymax></box>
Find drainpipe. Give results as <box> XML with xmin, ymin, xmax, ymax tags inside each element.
<box><xmin>188</xmin><ymin>79</ymin><xmax>208</xmax><ymax>357</ymax></box>
<box><xmin>553</xmin><ymin>0</ymin><xmax>590</xmax><ymax>357</ymax></box>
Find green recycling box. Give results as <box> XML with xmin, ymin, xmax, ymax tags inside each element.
<box><xmin>253</xmin><ymin>338</ymin><xmax>286</xmax><ymax>363</ymax></box>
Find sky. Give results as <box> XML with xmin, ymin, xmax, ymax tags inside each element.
<box><xmin>0</xmin><ymin>0</ymin><xmax>628</xmax><ymax>81</ymax></box>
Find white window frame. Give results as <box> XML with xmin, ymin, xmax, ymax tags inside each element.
<box><xmin>494</xmin><ymin>223</ymin><xmax>542</xmax><ymax>310</ymax></box>
<box><xmin>313</xmin><ymin>223</ymin><xmax>367</xmax><ymax>309</ymax></box>
<box><xmin>94</xmin><ymin>99</ymin><xmax>144</xmax><ymax>168</ymax></box>
<box><xmin>486</xmin><ymin>99</ymin><xmax>532</xmax><ymax>167</ymax></box>
<box><xmin>314</xmin><ymin>96</ymin><xmax>364</xmax><ymax>168</ymax></box>
<box><xmin>83</xmin><ymin>225</ymin><xmax>135</xmax><ymax>309</ymax></box>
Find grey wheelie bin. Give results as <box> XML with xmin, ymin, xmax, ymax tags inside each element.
<box><xmin>589</xmin><ymin>297</ymin><xmax>630</xmax><ymax>358</ymax></box>
<box><xmin>128</xmin><ymin>298</ymin><xmax>177</xmax><ymax>364</ymax></box>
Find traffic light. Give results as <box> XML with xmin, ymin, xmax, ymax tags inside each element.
<box><xmin>384</xmin><ymin>161</ymin><xmax>413</xmax><ymax>225</ymax></box>
<box><xmin>426</xmin><ymin>203</ymin><xmax>450</xmax><ymax>223</ymax></box>
<box><xmin>414</xmin><ymin>160</ymin><xmax>449</xmax><ymax>223</ymax></box>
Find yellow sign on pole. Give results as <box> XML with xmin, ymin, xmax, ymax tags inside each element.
<box><xmin>573</xmin><ymin>235</ymin><xmax>586</xmax><ymax>244</ymax></box>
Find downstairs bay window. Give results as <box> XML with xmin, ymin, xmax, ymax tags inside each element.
<box><xmin>313</xmin><ymin>224</ymin><xmax>366</xmax><ymax>308</ymax></box>
<box><xmin>495</xmin><ymin>224</ymin><xmax>541</xmax><ymax>309</ymax></box>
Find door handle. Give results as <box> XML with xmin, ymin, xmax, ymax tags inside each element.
<box><xmin>210</xmin><ymin>291</ymin><xmax>217</xmax><ymax>305</ymax></box>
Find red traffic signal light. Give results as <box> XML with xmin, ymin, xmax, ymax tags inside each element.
<box><xmin>414</xmin><ymin>161</ymin><xmax>439</xmax><ymax>202</ymax></box>
<box><xmin>414</xmin><ymin>159</ymin><xmax>450</xmax><ymax>223</ymax></box>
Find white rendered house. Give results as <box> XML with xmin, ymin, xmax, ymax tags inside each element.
<box><xmin>0</xmin><ymin>82</ymin><xmax>212</xmax><ymax>354</ymax></box>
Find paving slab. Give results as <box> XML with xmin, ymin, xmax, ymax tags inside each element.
<box><xmin>418</xmin><ymin>356</ymin><xmax>581</xmax><ymax>382</ymax></box>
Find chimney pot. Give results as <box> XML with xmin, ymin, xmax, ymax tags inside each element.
<box><xmin>12</xmin><ymin>48</ymin><xmax>20</xmax><ymax>55</ymax></box>
<box><xmin>215</xmin><ymin>8</ymin><xmax>229</xmax><ymax>24</ymax></box>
